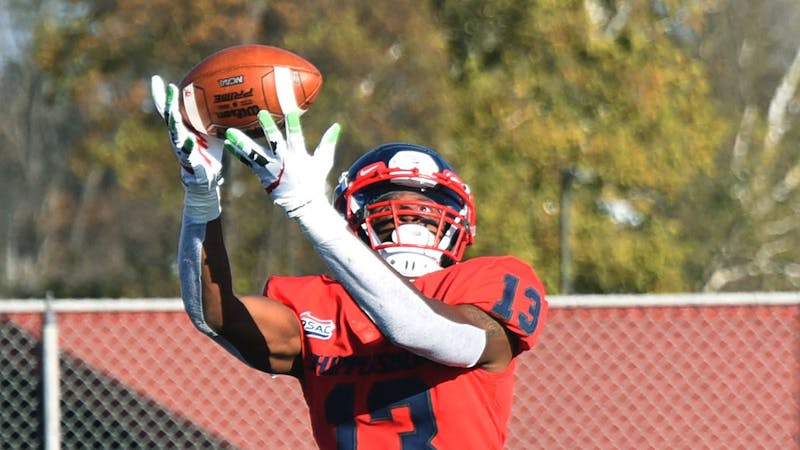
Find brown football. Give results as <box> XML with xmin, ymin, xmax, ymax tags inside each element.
<box><xmin>178</xmin><ymin>44</ymin><xmax>323</xmax><ymax>137</ymax></box>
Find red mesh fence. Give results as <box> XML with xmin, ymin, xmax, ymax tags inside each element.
<box><xmin>1</xmin><ymin>298</ymin><xmax>798</xmax><ymax>449</ymax></box>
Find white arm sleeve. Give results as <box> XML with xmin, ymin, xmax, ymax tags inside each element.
<box><xmin>292</xmin><ymin>199</ymin><xmax>487</xmax><ymax>368</ymax></box>
<box><xmin>178</xmin><ymin>212</ymin><xmax>249</xmax><ymax>365</ymax></box>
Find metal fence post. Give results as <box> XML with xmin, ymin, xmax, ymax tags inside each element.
<box><xmin>42</xmin><ymin>292</ymin><xmax>61</xmax><ymax>450</ymax></box>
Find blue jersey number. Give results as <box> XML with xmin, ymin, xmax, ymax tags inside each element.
<box><xmin>325</xmin><ymin>377</ymin><xmax>437</xmax><ymax>449</ymax></box>
<box><xmin>490</xmin><ymin>274</ymin><xmax>542</xmax><ymax>335</ymax></box>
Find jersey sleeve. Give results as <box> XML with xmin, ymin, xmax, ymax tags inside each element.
<box><xmin>439</xmin><ymin>256</ymin><xmax>548</xmax><ymax>353</ymax></box>
<box><xmin>264</xmin><ymin>274</ymin><xmax>384</xmax><ymax>346</ymax></box>
<box><xmin>263</xmin><ymin>275</ymin><xmax>316</xmax><ymax>309</ymax></box>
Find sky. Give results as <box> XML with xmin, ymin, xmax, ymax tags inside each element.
<box><xmin>0</xmin><ymin>7</ymin><xmax>26</xmax><ymax>66</ymax></box>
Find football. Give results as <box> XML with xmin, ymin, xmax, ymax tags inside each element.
<box><xmin>178</xmin><ymin>44</ymin><xmax>323</xmax><ymax>137</ymax></box>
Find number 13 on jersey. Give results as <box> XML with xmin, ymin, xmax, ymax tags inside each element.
<box><xmin>491</xmin><ymin>274</ymin><xmax>542</xmax><ymax>335</ymax></box>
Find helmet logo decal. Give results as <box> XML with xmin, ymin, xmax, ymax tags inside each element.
<box><xmin>388</xmin><ymin>151</ymin><xmax>439</xmax><ymax>175</ymax></box>
<box><xmin>357</xmin><ymin>162</ymin><xmax>383</xmax><ymax>178</ymax></box>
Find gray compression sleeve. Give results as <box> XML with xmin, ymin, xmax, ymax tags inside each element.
<box><xmin>178</xmin><ymin>213</ymin><xmax>248</xmax><ymax>364</ymax></box>
<box><xmin>292</xmin><ymin>199</ymin><xmax>487</xmax><ymax>368</ymax></box>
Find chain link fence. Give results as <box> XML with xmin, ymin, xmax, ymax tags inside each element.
<box><xmin>1</xmin><ymin>294</ymin><xmax>798</xmax><ymax>449</ymax></box>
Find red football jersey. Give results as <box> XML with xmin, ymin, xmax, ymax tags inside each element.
<box><xmin>265</xmin><ymin>255</ymin><xmax>547</xmax><ymax>450</ymax></box>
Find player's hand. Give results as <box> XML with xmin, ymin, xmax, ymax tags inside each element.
<box><xmin>151</xmin><ymin>75</ymin><xmax>224</xmax><ymax>222</ymax></box>
<box><xmin>224</xmin><ymin>109</ymin><xmax>341</xmax><ymax>216</ymax></box>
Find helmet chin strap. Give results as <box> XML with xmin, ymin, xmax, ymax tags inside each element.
<box><xmin>379</xmin><ymin>224</ymin><xmax>443</xmax><ymax>278</ymax></box>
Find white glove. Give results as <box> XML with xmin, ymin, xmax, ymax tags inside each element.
<box><xmin>151</xmin><ymin>75</ymin><xmax>224</xmax><ymax>223</ymax></box>
<box><xmin>224</xmin><ymin>109</ymin><xmax>341</xmax><ymax>216</ymax></box>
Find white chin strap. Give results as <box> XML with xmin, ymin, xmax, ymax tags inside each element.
<box><xmin>378</xmin><ymin>224</ymin><xmax>444</xmax><ymax>278</ymax></box>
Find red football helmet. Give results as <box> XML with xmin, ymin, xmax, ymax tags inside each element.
<box><xmin>333</xmin><ymin>143</ymin><xmax>477</xmax><ymax>277</ymax></box>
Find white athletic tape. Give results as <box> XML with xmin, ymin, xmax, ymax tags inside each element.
<box><xmin>181</xmin><ymin>83</ymin><xmax>207</xmax><ymax>134</ymax></box>
<box><xmin>274</xmin><ymin>66</ymin><xmax>300</xmax><ymax>114</ymax></box>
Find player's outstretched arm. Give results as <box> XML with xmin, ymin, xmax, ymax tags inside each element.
<box><xmin>151</xmin><ymin>76</ymin><xmax>302</xmax><ymax>375</ymax></box>
<box><xmin>224</xmin><ymin>102</ymin><xmax>513</xmax><ymax>371</ymax></box>
<box><xmin>198</xmin><ymin>218</ymin><xmax>302</xmax><ymax>375</ymax></box>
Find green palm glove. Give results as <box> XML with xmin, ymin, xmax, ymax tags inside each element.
<box><xmin>151</xmin><ymin>75</ymin><xmax>224</xmax><ymax>222</ymax></box>
<box><xmin>224</xmin><ymin>109</ymin><xmax>341</xmax><ymax>216</ymax></box>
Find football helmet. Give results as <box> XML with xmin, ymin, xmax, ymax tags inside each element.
<box><xmin>333</xmin><ymin>143</ymin><xmax>476</xmax><ymax>278</ymax></box>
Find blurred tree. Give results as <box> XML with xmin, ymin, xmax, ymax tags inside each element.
<box><xmin>25</xmin><ymin>0</ymin><xmax>263</xmax><ymax>296</ymax></box>
<box><xmin>17</xmin><ymin>0</ymin><xmax>457</xmax><ymax>296</ymax></box>
<box><xmin>687</xmin><ymin>0</ymin><xmax>800</xmax><ymax>291</ymax></box>
<box><xmin>224</xmin><ymin>1</ymin><xmax>459</xmax><ymax>294</ymax></box>
<box><xmin>433</xmin><ymin>0</ymin><xmax>728</xmax><ymax>292</ymax></box>
<box><xmin>3</xmin><ymin>0</ymin><xmax>797</xmax><ymax>297</ymax></box>
<box><xmin>0</xmin><ymin>0</ymin><xmax>85</xmax><ymax>295</ymax></box>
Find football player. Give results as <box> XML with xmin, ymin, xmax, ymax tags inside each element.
<box><xmin>152</xmin><ymin>74</ymin><xmax>547</xmax><ymax>450</ymax></box>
